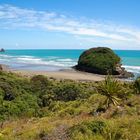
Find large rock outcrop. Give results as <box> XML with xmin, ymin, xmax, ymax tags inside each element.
<box><xmin>75</xmin><ymin>47</ymin><xmax>133</xmax><ymax>78</ymax></box>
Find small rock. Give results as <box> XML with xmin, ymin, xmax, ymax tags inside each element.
<box><xmin>0</xmin><ymin>48</ymin><xmax>5</xmax><ymax>52</ymax></box>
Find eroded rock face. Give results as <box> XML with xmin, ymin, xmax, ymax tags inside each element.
<box><xmin>75</xmin><ymin>47</ymin><xmax>134</xmax><ymax>78</ymax></box>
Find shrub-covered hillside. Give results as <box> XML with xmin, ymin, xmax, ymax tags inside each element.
<box><xmin>0</xmin><ymin>71</ymin><xmax>140</xmax><ymax>140</ymax></box>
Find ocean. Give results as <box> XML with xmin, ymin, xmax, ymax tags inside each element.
<box><xmin>0</xmin><ymin>49</ymin><xmax>140</xmax><ymax>78</ymax></box>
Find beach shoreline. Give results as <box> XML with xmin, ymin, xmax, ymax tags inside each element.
<box><xmin>1</xmin><ymin>64</ymin><xmax>105</xmax><ymax>81</ymax></box>
<box><xmin>0</xmin><ymin>49</ymin><xmax>140</xmax><ymax>79</ymax></box>
<box><xmin>10</xmin><ymin>69</ymin><xmax>105</xmax><ymax>81</ymax></box>
<box><xmin>1</xmin><ymin>64</ymin><xmax>135</xmax><ymax>82</ymax></box>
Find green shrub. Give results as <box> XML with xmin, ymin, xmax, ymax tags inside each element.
<box><xmin>0</xmin><ymin>72</ymin><xmax>39</xmax><ymax>120</ymax></box>
<box><xmin>69</xmin><ymin>120</ymin><xmax>106</xmax><ymax>140</ymax></box>
<box><xmin>30</xmin><ymin>75</ymin><xmax>54</xmax><ymax>107</ymax></box>
<box><xmin>40</xmin><ymin>91</ymin><xmax>55</xmax><ymax>107</ymax></box>
<box><xmin>103</xmin><ymin>117</ymin><xmax>140</xmax><ymax>140</ymax></box>
<box><xmin>54</xmin><ymin>82</ymin><xmax>84</xmax><ymax>101</ymax></box>
<box><xmin>69</xmin><ymin>118</ymin><xmax>140</xmax><ymax>140</ymax></box>
<box><xmin>30</xmin><ymin>75</ymin><xmax>51</xmax><ymax>95</ymax></box>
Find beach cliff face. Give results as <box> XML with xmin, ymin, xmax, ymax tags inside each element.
<box><xmin>75</xmin><ymin>47</ymin><xmax>134</xmax><ymax>78</ymax></box>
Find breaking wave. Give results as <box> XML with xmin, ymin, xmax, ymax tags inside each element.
<box><xmin>0</xmin><ymin>53</ymin><xmax>140</xmax><ymax>76</ymax></box>
<box><xmin>0</xmin><ymin>54</ymin><xmax>77</xmax><ymax>70</ymax></box>
<box><xmin>123</xmin><ymin>65</ymin><xmax>140</xmax><ymax>78</ymax></box>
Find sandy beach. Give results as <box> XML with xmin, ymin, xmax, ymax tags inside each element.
<box><xmin>1</xmin><ymin>64</ymin><xmax>104</xmax><ymax>81</ymax></box>
<box><xmin>2</xmin><ymin>64</ymin><xmax>134</xmax><ymax>82</ymax></box>
<box><xmin>11</xmin><ymin>69</ymin><xmax>105</xmax><ymax>81</ymax></box>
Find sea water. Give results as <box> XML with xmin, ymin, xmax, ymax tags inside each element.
<box><xmin>0</xmin><ymin>49</ymin><xmax>140</xmax><ymax>78</ymax></box>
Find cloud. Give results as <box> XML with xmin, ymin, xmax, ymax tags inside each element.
<box><xmin>0</xmin><ymin>4</ymin><xmax>140</xmax><ymax>48</ymax></box>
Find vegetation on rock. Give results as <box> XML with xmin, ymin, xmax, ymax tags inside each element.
<box><xmin>76</xmin><ymin>47</ymin><xmax>122</xmax><ymax>75</ymax></box>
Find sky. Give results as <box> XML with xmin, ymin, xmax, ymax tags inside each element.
<box><xmin>0</xmin><ymin>0</ymin><xmax>140</xmax><ymax>50</ymax></box>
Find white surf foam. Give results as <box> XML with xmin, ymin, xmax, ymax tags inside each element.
<box><xmin>7</xmin><ymin>55</ymin><xmax>77</xmax><ymax>67</ymax></box>
<box><xmin>56</xmin><ymin>58</ymin><xmax>75</xmax><ymax>62</ymax></box>
<box><xmin>123</xmin><ymin>65</ymin><xmax>140</xmax><ymax>74</ymax></box>
<box><xmin>123</xmin><ymin>65</ymin><xmax>140</xmax><ymax>79</ymax></box>
<box><xmin>2</xmin><ymin>54</ymin><xmax>139</xmax><ymax>75</ymax></box>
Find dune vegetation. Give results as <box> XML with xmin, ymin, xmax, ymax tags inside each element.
<box><xmin>0</xmin><ymin>71</ymin><xmax>140</xmax><ymax>140</ymax></box>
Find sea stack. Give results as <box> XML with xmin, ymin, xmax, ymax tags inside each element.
<box><xmin>75</xmin><ymin>47</ymin><xmax>134</xmax><ymax>78</ymax></box>
<box><xmin>0</xmin><ymin>48</ymin><xmax>5</xmax><ymax>52</ymax></box>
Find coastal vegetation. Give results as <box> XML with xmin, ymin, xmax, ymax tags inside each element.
<box><xmin>0</xmin><ymin>70</ymin><xmax>139</xmax><ymax>140</ymax></box>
